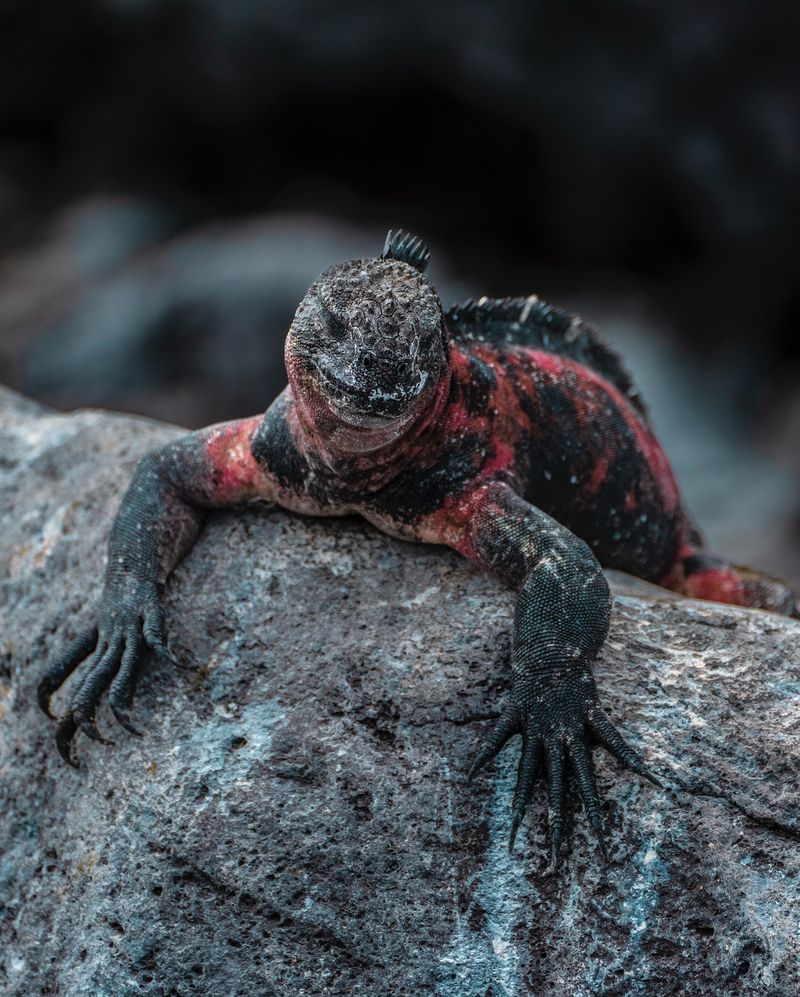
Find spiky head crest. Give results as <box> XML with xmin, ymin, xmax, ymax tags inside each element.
<box><xmin>381</xmin><ymin>229</ymin><xmax>431</xmax><ymax>273</ymax></box>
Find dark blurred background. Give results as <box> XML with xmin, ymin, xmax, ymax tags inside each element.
<box><xmin>1</xmin><ymin>0</ymin><xmax>798</xmax><ymax>582</ymax></box>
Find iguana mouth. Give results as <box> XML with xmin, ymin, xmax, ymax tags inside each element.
<box><xmin>303</xmin><ymin>360</ymin><xmax>429</xmax><ymax>428</ymax></box>
<box><xmin>325</xmin><ymin>383</ymin><xmax>407</xmax><ymax>425</ymax></box>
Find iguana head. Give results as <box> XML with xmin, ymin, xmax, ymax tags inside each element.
<box><xmin>285</xmin><ymin>231</ymin><xmax>449</xmax><ymax>456</ymax></box>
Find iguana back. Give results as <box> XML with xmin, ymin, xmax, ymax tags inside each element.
<box><xmin>446</xmin><ymin>295</ymin><xmax>648</xmax><ymax>421</ymax></box>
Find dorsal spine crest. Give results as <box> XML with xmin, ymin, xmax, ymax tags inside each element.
<box><xmin>446</xmin><ymin>294</ymin><xmax>648</xmax><ymax>419</ymax></box>
<box><xmin>382</xmin><ymin>230</ymin><xmax>431</xmax><ymax>273</ymax></box>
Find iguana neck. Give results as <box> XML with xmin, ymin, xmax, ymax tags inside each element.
<box><xmin>287</xmin><ymin>365</ymin><xmax>452</xmax><ymax>492</ymax></box>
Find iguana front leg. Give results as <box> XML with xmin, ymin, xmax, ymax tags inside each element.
<box><xmin>38</xmin><ymin>415</ymin><xmax>273</xmax><ymax>764</ymax></box>
<box><xmin>440</xmin><ymin>481</ymin><xmax>660</xmax><ymax>862</ymax></box>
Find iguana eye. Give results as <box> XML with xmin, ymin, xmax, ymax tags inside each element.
<box><xmin>321</xmin><ymin>304</ymin><xmax>347</xmax><ymax>340</ymax></box>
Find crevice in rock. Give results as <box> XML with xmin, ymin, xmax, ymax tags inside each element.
<box><xmin>405</xmin><ymin>710</ymin><xmax>501</xmax><ymax>728</ymax></box>
<box><xmin>675</xmin><ymin>778</ymin><xmax>800</xmax><ymax>843</ymax></box>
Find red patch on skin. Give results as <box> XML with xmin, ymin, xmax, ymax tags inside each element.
<box><xmin>481</xmin><ymin>441</ymin><xmax>515</xmax><ymax>479</ymax></box>
<box><xmin>425</xmin><ymin>481</ymin><xmax>499</xmax><ymax>561</ymax></box>
<box><xmin>448</xmin><ymin>399</ymin><xmax>471</xmax><ymax>433</ymax></box>
<box><xmin>521</xmin><ymin>349</ymin><xmax>682</xmax><ymax>515</ymax></box>
<box><xmin>624</xmin><ymin>489</ymin><xmax>637</xmax><ymax>512</ymax></box>
<box><xmin>448</xmin><ymin>345</ymin><xmax>473</xmax><ymax>380</ymax></box>
<box><xmin>204</xmin><ymin>416</ymin><xmax>266</xmax><ymax>502</ymax></box>
<box><xmin>529</xmin><ymin>350</ymin><xmax>567</xmax><ymax>378</ymax></box>
<box><xmin>588</xmin><ymin>454</ymin><xmax>611</xmax><ymax>494</ymax></box>
<box><xmin>684</xmin><ymin>568</ymin><xmax>747</xmax><ymax>606</ymax></box>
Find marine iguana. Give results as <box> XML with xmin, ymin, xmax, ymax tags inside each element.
<box><xmin>38</xmin><ymin>230</ymin><xmax>800</xmax><ymax>863</ymax></box>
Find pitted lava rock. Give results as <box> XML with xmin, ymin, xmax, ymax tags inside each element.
<box><xmin>1</xmin><ymin>387</ymin><xmax>799</xmax><ymax>995</ymax></box>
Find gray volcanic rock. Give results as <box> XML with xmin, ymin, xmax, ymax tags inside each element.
<box><xmin>1</xmin><ymin>386</ymin><xmax>799</xmax><ymax>996</ymax></box>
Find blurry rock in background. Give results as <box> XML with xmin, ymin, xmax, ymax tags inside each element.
<box><xmin>0</xmin><ymin>0</ymin><xmax>798</xmax><ymax>581</ymax></box>
<box><xmin>3</xmin><ymin>205</ymin><xmax>392</xmax><ymax>427</ymax></box>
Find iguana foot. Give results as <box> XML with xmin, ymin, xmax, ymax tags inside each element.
<box><xmin>38</xmin><ymin>593</ymin><xmax>176</xmax><ymax>765</ymax></box>
<box><xmin>468</xmin><ymin>671</ymin><xmax>660</xmax><ymax>864</ymax></box>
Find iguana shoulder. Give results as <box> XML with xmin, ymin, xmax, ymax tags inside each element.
<box><xmin>446</xmin><ymin>294</ymin><xmax>649</xmax><ymax>421</ymax></box>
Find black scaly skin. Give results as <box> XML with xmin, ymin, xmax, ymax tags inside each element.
<box><xmin>38</xmin><ymin>229</ymin><xmax>799</xmax><ymax>865</ymax></box>
<box><xmin>37</xmin><ymin>441</ymin><xmax>232</xmax><ymax>757</ymax></box>
<box><xmin>461</xmin><ymin>483</ymin><xmax>659</xmax><ymax>860</ymax></box>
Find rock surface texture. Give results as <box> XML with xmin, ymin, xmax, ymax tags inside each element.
<box><xmin>1</xmin><ymin>386</ymin><xmax>799</xmax><ymax>997</ymax></box>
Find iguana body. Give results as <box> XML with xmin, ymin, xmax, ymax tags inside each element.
<box><xmin>39</xmin><ymin>231</ymin><xmax>799</xmax><ymax>862</ymax></box>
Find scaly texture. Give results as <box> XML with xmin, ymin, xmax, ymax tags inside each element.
<box><xmin>37</xmin><ymin>231</ymin><xmax>799</xmax><ymax>863</ymax></box>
